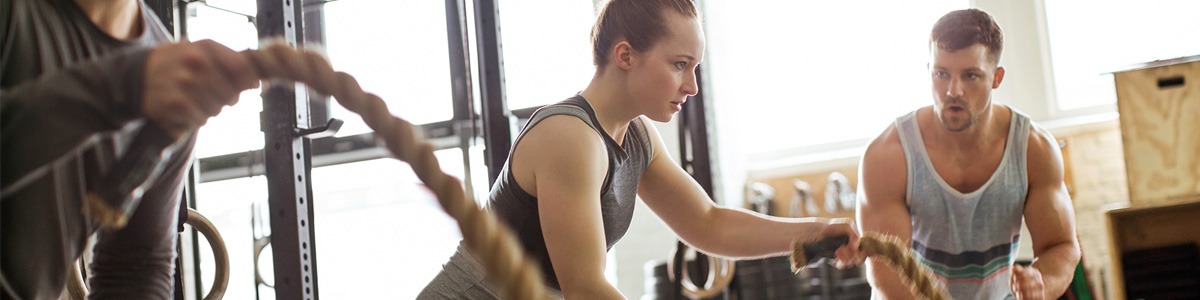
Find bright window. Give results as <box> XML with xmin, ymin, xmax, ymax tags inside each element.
<box><xmin>194</xmin><ymin>153</ymin><xmax>470</xmax><ymax>300</ymax></box>
<box><xmin>193</xmin><ymin>176</ymin><xmax>267</xmax><ymax>300</ymax></box>
<box><xmin>308</xmin><ymin>154</ymin><xmax>465</xmax><ymax>299</ymax></box>
<box><xmin>1045</xmin><ymin>0</ymin><xmax>1200</xmax><ymax>111</ymax></box>
<box><xmin>703</xmin><ymin>0</ymin><xmax>968</xmax><ymax>154</ymax></box>
<box><xmin>187</xmin><ymin>1</ymin><xmax>473</xmax><ymax>298</ymax></box>
<box><xmin>324</xmin><ymin>0</ymin><xmax>453</xmax><ymax>134</ymax></box>
<box><xmin>496</xmin><ymin>0</ymin><xmax>596</xmax><ymax>110</ymax></box>
<box><xmin>185</xmin><ymin>1</ymin><xmax>263</xmax><ymax>158</ymax></box>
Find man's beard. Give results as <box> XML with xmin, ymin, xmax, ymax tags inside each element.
<box><xmin>938</xmin><ymin>102</ymin><xmax>977</xmax><ymax>132</ymax></box>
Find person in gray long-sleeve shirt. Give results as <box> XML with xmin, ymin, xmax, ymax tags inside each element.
<box><xmin>1</xmin><ymin>0</ymin><xmax>260</xmax><ymax>298</ymax></box>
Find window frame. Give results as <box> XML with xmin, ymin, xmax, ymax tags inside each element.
<box><xmin>174</xmin><ymin>0</ymin><xmax>490</xmax><ymax>298</ymax></box>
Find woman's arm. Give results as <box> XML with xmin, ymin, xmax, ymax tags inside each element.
<box><xmin>636</xmin><ymin>117</ymin><xmax>859</xmax><ymax>260</ymax></box>
<box><xmin>515</xmin><ymin>115</ymin><xmax>625</xmax><ymax>299</ymax></box>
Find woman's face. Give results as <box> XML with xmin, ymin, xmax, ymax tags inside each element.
<box><xmin>626</xmin><ymin>12</ymin><xmax>705</xmax><ymax>123</ymax></box>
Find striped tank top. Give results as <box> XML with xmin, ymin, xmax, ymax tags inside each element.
<box><xmin>895</xmin><ymin>107</ymin><xmax>1030</xmax><ymax>300</ymax></box>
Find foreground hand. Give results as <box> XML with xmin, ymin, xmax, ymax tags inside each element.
<box><xmin>142</xmin><ymin>39</ymin><xmax>261</xmax><ymax>134</ymax></box>
<box><xmin>820</xmin><ymin>217</ymin><xmax>864</xmax><ymax>268</ymax></box>
<box><xmin>1010</xmin><ymin>264</ymin><xmax>1045</xmax><ymax>300</ymax></box>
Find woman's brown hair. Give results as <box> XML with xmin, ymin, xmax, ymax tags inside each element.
<box><xmin>591</xmin><ymin>0</ymin><xmax>699</xmax><ymax>68</ymax></box>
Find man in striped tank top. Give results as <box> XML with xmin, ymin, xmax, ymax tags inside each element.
<box><xmin>856</xmin><ymin>9</ymin><xmax>1080</xmax><ymax>300</ymax></box>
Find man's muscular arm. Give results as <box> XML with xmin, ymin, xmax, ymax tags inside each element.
<box><xmin>1013</xmin><ymin>126</ymin><xmax>1080</xmax><ymax>300</ymax></box>
<box><xmin>858</xmin><ymin>125</ymin><xmax>919</xmax><ymax>300</ymax></box>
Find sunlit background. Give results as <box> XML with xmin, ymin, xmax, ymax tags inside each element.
<box><xmin>180</xmin><ymin>0</ymin><xmax>1199</xmax><ymax>298</ymax></box>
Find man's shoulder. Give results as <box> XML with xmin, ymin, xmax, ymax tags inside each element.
<box><xmin>1023</xmin><ymin>118</ymin><xmax>1057</xmax><ymax>145</ymax></box>
<box><xmin>865</xmin><ymin>121</ymin><xmax>905</xmax><ymax>161</ymax></box>
<box><xmin>1023</xmin><ymin>120</ymin><xmax>1063</xmax><ymax>174</ymax></box>
<box><xmin>861</xmin><ymin>122</ymin><xmax>908</xmax><ymax>186</ymax></box>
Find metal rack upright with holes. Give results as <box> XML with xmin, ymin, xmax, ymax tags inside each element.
<box><xmin>257</xmin><ymin>0</ymin><xmax>320</xmax><ymax>299</ymax></box>
<box><xmin>472</xmin><ymin>0</ymin><xmax>516</xmax><ymax>185</ymax></box>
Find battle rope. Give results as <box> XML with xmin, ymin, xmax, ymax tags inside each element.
<box><xmin>857</xmin><ymin>233</ymin><xmax>951</xmax><ymax>300</ymax></box>
<box><xmin>242</xmin><ymin>44</ymin><xmax>547</xmax><ymax>299</ymax></box>
<box><xmin>790</xmin><ymin>233</ymin><xmax>949</xmax><ymax>300</ymax></box>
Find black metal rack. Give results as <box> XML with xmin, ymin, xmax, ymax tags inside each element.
<box><xmin>256</xmin><ymin>0</ymin><xmax>320</xmax><ymax>298</ymax></box>
<box><xmin>155</xmin><ymin>0</ymin><xmax>719</xmax><ymax>298</ymax></box>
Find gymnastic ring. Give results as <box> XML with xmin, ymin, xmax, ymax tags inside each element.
<box><xmin>67</xmin><ymin>208</ymin><xmax>229</xmax><ymax>300</ymax></box>
<box><xmin>666</xmin><ymin>247</ymin><xmax>736</xmax><ymax>299</ymax></box>
<box><xmin>253</xmin><ymin>236</ymin><xmax>273</xmax><ymax>288</ymax></box>
<box><xmin>67</xmin><ymin>260</ymin><xmax>86</xmax><ymax>300</ymax></box>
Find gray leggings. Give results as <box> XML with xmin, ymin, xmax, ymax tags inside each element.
<box><xmin>417</xmin><ymin>245</ymin><xmax>563</xmax><ymax>299</ymax></box>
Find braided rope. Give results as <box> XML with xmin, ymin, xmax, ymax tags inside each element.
<box><xmin>858</xmin><ymin>233</ymin><xmax>951</xmax><ymax>300</ymax></box>
<box><xmin>242</xmin><ymin>44</ymin><xmax>547</xmax><ymax>299</ymax></box>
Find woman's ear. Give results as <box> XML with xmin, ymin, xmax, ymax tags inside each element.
<box><xmin>613</xmin><ymin>41</ymin><xmax>635</xmax><ymax>71</ymax></box>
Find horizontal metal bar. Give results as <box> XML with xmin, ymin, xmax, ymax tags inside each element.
<box><xmin>197</xmin><ymin>120</ymin><xmax>468</xmax><ymax>183</ymax></box>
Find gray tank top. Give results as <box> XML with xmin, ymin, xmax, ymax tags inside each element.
<box><xmin>486</xmin><ymin>95</ymin><xmax>653</xmax><ymax>290</ymax></box>
<box><xmin>894</xmin><ymin>107</ymin><xmax>1030</xmax><ymax>300</ymax></box>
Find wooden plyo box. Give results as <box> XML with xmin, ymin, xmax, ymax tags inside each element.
<box><xmin>1113</xmin><ymin>56</ymin><xmax>1200</xmax><ymax>205</ymax></box>
<box><xmin>1105</xmin><ymin>197</ymin><xmax>1200</xmax><ymax>300</ymax></box>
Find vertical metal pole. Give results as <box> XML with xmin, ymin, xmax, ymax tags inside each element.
<box><xmin>472</xmin><ymin>0</ymin><xmax>514</xmax><ymax>185</ymax></box>
<box><xmin>172</xmin><ymin>4</ymin><xmax>201</xmax><ymax>297</ymax></box>
<box><xmin>176</xmin><ymin>0</ymin><xmax>188</xmax><ymax>42</ymax></box>
<box><xmin>174</xmin><ymin>176</ymin><xmax>188</xmax><ymax>300</ymax></box>
<box><xmin>257</xmin><ymin>0</ymin><xmax>319</xmax><ymax>298</ymax></box>
<box><xmin>446</xmin><ymin>0</ymin><xmax>478</xmax><ymax>198</ymax></box>
<box><xmin>187</xmin><ymin>166</ymin><xmax>203</xmax><ymax>300</ymax></box>
<box><xmin>446</xmin><ymin>0</ymin><xmax>473</xmax><ymax>123</ymax></box>
<box><xmin>302</xmin><ymin>3</ymin><xmax>330</xmax><ymax>127</ymax></box>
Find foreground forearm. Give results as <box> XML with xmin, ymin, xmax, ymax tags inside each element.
<box><xmin>561</xmin><ymin>280</ymin><xmax>626</xmax><ymax>300</ymax></box>
<box><xmin>866</xmin><ymin>258</ymin><xmax>918</xmax><ymax>300</ymax></box>
<box><xmin>1032</xmin><ymin>241</ymin><xmax>1081</xmax><ymax>299</ymax></box>
<box><xmin>685</xmin><ymin>207</ymin><xmax>826</xmax><ymax>258</ymax></box>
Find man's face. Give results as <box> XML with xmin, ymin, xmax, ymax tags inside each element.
<box><xmin>929</xmin><ymin>43</ymin><xmax>1003</xmax><ymax>132</ymax></box>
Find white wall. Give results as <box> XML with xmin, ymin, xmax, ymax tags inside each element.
<box><xmin>972</xmin><ymin>0</ymin><xmax>1055</xmax><ymax>121</ymax></box>
<box><xmin>613</xmin><ymin>119</ymin><xmax>687</xmax><ymax>298</ymax></box>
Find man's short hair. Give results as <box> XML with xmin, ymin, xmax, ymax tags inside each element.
<box><xmin>930</xmin><ymin>9</ymin><xmax>1003</xmax><ymax>64</ymax></box>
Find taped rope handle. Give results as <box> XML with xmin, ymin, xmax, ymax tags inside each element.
<box><xmin>241</xmin><ymin>44</ymin><xmax>548</xmax><ymax>300</ymax></box>
<box><xmin>855</xmin><ymin>233</ymin><xmax>951</xmax><ymax>300</ymax></box>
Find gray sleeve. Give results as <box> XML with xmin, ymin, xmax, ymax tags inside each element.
<box><xmin>2</xmin><ymin>45</ymin><xmax>189</xmax><ymax>299</ymax></box>
<box><xmin>1</xmin><ymin>47</ymin><xmax>151</xmax><ymax>180</ymax></box>
<box><xmin>87</xmin><ymin>136</ymin><xmax>195</xmax><ymax>300</ymax></box>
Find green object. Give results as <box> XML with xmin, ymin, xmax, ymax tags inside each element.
<box><xmin>1063</xmin><ymin>260</ymin><xmax>1094</xmax><ymax>300</ymax></box>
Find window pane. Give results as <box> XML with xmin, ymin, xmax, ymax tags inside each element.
<box><xmin>497</xmin><ymin>0</ymin><xmax>595</xmax><ymax>110</ymax></box>
<box><xmin>324</xmin><ymin>0</ymin><xmax>454</xmax><ymax>135</ymax></box>
<box><xmin>195</xmin><ymin>151</ymin><xmax>473</xmax><ymax>299</ymax></box>
<box><xmin>186</xmin><ymin>2</ymin><xmax>265</xmax><ymax>158</ymax></box>
<box><xmin>194</xmin><ymin>176</ymin><xmax>269</xmax><ymax>300</ymax></box>
<box><xmin>1045</xmin><ymin>0</ymin><xmax>1200</xmax><ymax>110</ymax></box>
<box><xmin>311</xmin><ymin>151</ymin><xmax>468</xmax><ymax>298</ymax></box>
<box><xmin>704</xmin><ymin>0</ymin><xmax>967</xmax><ymax>153</ymax></box>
